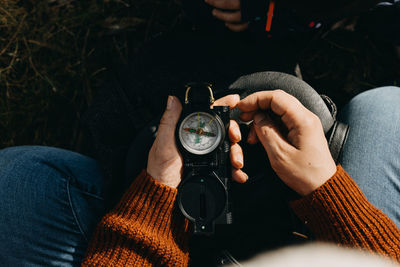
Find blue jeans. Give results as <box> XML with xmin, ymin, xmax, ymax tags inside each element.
<box><xmin>0</xmin><ymin>146</ymin><xmax>106</xmax><ymax>266</ymax></box>
<box><xmin>338</xmin><ymin>86</ymin><xmax>400</xmax><ymax>228</ymax></box>
<box><xmin>0</xmin><ymin>86</ymin><xmax>399</xmax><ymax>266</ymax></box>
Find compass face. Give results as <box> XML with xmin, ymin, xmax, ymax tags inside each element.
<box><xmin>178</xmin><ymin>112</ymin><xmax>223</xmax><ymax>155</ymax></box>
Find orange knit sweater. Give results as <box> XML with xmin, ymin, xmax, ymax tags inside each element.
<box><xmin>82</xmin><ymin>165</ymin><xmax>400</xmax><ymax>266</ymax></box>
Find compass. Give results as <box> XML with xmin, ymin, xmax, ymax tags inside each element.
<box><xmin>176</xmin><ymin>82</ymin><xmax>233</xmax><ymax>235</ymax></box>
<box><xmin>178</xmin><ymin>111</ymin><xmax>224</xmax><ymax>155</ymax></box>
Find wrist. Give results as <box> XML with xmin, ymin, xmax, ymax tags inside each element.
<box><xmin>146</xmin><ymin>166</ymin><xmax>182</xmax><ymax>189</ymax></box>
<box><xmin>298</xmin><ymin>162</ymin><xmax>337</xmax><ymax>196</ymax></box>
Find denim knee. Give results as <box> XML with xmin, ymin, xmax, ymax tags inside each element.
<box><xmin>338</xmin><ymin>86</ymin><xmax>400</xmax><ymax>228</ymax></box>
<box><xmin>0</xmin><ymin>146</ymin><xmax>105</xmax><ymax>198</ymax></box>
<box><xmin>343</xmin><ymin>86</ymin><xmax>400</xmax><ymax>115</ymax></box>
<box><xmin>0</xmin><ymin>146</ymin><xmax>106</xmax><ymax>265</ymax></box>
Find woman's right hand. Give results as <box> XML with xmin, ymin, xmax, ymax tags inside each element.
<box><xmin>238</xmin><ymin>90</ymin><xmax>337</xmax><ymax>196</ymax></box>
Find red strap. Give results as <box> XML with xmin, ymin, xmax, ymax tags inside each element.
<box><xmin>265</xmin><ymin>0</ymin><xmax>276</xmax><ymax>32</ymax></box>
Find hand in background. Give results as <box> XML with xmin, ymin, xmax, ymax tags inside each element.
<box><xmin>147</xmin><ymin>94</ymin><xmax>247</xmax><ymax>189</ymax></box>
<box><xmin>238</xmin><ymin>90</ymin><xmax>337</xmax><ymax>196</ymax></box>
<box><xmin>205</xmin><ymin>0</ymin><xmax>249</xmax><ymax>32</ymax></box>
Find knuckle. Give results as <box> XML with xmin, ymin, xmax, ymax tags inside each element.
<box><xmin>260</xmin><ymin>126</ymin><xmax>272</xmax><ymax>139</ymax></box>
<box><xmin>159</xmin><ymin>114</ymin><xmax>171</xmax><ymax>126</ymax></box>
<box><xmin>235</xmin><ymin>0</ymin><xmax>241</xmax><ymax>9</ymax></box>
<box><xmin>223</xmin><ymin>0</ymin><xmax>239</xmax><ymax>9</ymax></box>
<box><xmin>302</xmin><ymin>116</ymin><xmax>314</xmax><ymax>128</ymax></box>
<box><xmin>307</xmin><ymin>113</ymin><xmax>321</xmax><ymax>127</ymax></box>
<box><xmin>273</xmin><ymin>90</ymin><xmax>287</xmax><ymax>100</ymax></box>
<box><xmin>216</xmin><ymin>11</ymin><xmax>227</xmax><ymax>20</ymax></box>
<box><xmin>271</xmin><ymin>90</ymin><xmax>286</xmax><ymax>104</ymax></box>
<box><xmin>231</xmin><ymin>143</ymin><xmax>241</xmax><ymax>154</ymax></box>
<box><xmin>299</xmin><ymin>111</ymin><xmax>317</xmax><ymax>127</ymax></box>
<box><xmin>274</xmin><ymin>89</ymin><xmax>286</xmax><ymax>95</ymax></box>
<box><xmin>221</xmin><ymin>0</ymin><xmax>230</xmax><ymax>6</ymax></box>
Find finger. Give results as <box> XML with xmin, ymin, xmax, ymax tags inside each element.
<box><xmin>212</xmin><ymin>9</ymin><xmax>242</xmax><ymax>23</ymax></box>
<box><xmin>253</xmin><ymin>111</ymin><xmax>294</xmax><ymax>155</ymax></box>
<box><xmin>239</xmin><ymin>111</ymin><xmax>256</xmax><ymax>122</ymax></box>
<box><xmin>205</xmin><ymin>0</ymin><xmax>240</xmax><ymax>10</ymax></box>
<box><xmin>238</xmin><ymin>90</ymin><xmax>275</xmax><ymax>112</ymax></box>
<box><xmin>228</xmin><ymin>119</ymin><xmax>241</xmax><ymax>143</ymax></box>
<box><xmin>230</xmin><ymin>143</ymin><xmax>243</xmax><ymax>169</ymax></box>
<box><xmin>232</xmin><ymin>168</ymin><xmax>248</xmax><ymax>183</ymax></box>
<box><xmin>212</xmin><ymin>94</ymin><xmax>240</xmax><ymax>109</ymax></box>
<box><xmin>225</xmin><ymin>22</ymin><xmax>249</xmax><ymax>32</ymax></box>
<box><xmin>238</xmin><ymin>90</ymin><xmax>310</xmax><ymax>131</ymax></box>
<box><xmin>156</xmin><ymin>96</ymin><xmax>182</xmax><ymax>146</ymax></box>
<box><xmin>247</xmin><ymin>124</ymin><xmax>259</xmax><ymax>144</ymax></box>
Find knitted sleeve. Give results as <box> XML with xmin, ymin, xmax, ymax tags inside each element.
<box><xmin>81</xmin><ymin>170</ymin><xmax>191</xmax><ymax>267</ymax></box>
<box><xmin>290</xmin><ymin>165</ymin><xmax>400</xmax><ymax>261</ymax></box>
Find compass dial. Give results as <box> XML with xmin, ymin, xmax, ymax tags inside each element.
<box><xmin>178</xmin><ymin>112</ymin><xmax>224</xmax><ymax>155</ymax></box>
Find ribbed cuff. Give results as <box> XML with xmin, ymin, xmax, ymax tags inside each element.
<box><xmin>83</xmin><ymin>170</ymin><xmax>191</xmax><ymax>266</ymax></box>
<box><xmin>290</xmin><ymin>165</ymin><xmax>400</xmax><ymax>249</ymax></box>
<box><xmin>113</xmin><ymin>169</ymin><xmax>180</xmax><ymax>228</ymax></box>
<box><xmin>110</xmin><ymin>170</ymin><xmax>192</xmax><ymax>259</ymax></box>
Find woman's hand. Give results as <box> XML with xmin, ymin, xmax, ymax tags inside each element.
<box><xmin>238</xmin><ymin>90</ymin><xmax>337</xmax><ymax>196</ymax></box>
<box><xmin>147</xmin><ymin>94</ymin><xmax>246</xmax><ymax>188</ymax></box>
<box><xmin>146</xmin><ymin>96</ymin><xmax>183</xmax><ymax>188</ymax></box>
<box><xmin>205</xmin><ymin>0</ymin><xmax>249</xmax><ymax>32</ymax></box>
<box><xmin>213</xmin><ymin>94</ymin><xmax>248</xmax><ymax>183</ymax></box>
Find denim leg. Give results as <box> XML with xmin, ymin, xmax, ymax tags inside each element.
<box><xmin>338</xmin><ymin>86</ymin><xmax>400</xmax><ymax>228</ymax></box>
<box><xmin>0</xmin><ymin>146</ymin><xmax>106</xmax><ymax>266</ymax></box>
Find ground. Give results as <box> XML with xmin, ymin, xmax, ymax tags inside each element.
<box><xmin>0</xmin><ymin>0</ymin><xmax>399</xmax><ymax>152</ymax></box>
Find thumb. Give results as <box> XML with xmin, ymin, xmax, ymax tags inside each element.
<box><xmin>157</xmin><ymin>96</ymin><xmax>182</xmax><ymax>144</ymax></box>
<box><xmin>253</xmin><ymin>112</ymin><xmax>292</xmax><ymax>156</ymax></box>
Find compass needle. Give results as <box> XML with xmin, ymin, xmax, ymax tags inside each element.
<box><xmin>198</xmin><ymin>113</ymin><xmax>200</xmax><ymax>129</ymax></box>
<box><xmin>179</xmin><ymin>112</ymin><xmax>222</xmax><ymax>154</ymax></box>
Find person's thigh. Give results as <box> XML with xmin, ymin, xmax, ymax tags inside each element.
<box><xmin>0</xmin><ymin>146</ymin><xmax>106</xmax><ymax>266</ymax></box>
<box><xmin>339</xmin><ymin>86</ymin><xmax>400</xmax><ymax>228</ymax></box>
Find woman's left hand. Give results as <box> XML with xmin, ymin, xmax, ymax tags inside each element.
<box><xmin>146</xmin><ymin>94</ymin><xmax>247</xmax><ymax>189</ymax></box>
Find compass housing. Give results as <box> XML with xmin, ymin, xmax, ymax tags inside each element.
<box><xmin>176</xmin><ymin>85</ymin><xmax>233</xmax><ymax>235</ymax></box>
<box><xmin>178</xmin><ymin>111</ymin><xmax>225</xmax><ymax>155</ymax></box>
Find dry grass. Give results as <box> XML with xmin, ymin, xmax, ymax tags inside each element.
<box><xmin>0</xmin><ymin>1</ymin><xmax>399</xmax><ymax>151</ymax></box>
<box><xmin>0</xmin><ymin>0</ymin><xmax>180</xmax><ymax>150</ymax></box>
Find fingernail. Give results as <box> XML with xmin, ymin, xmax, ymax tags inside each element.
<box><xmin>254</xmin><ymin>113</ymin><xmax>266</xmax><ymax>125</ymax></box>
<box><xmin>167</xmin><ymin>95</ymin><xmax>173</xmax><ymax>110</ymax></box>
<box><xmin>243</xmin><ymin>172</ymin><xmax>249</xmax><ymax>182</ymax></box>
<box><xmin>212</xmin><ymin>9</ymin><xmax>217</xmax><ymax>16</ymax></box>
<box><xmin>237</xmin><ymin>158</ymin><xmax>243</xmax><ymax>168</ymax></box>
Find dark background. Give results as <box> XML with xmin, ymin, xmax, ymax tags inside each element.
<box><xmin>0</xmin><ymin>0</ymin><xmax>399</xmax><ymax>153</ymax></box>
